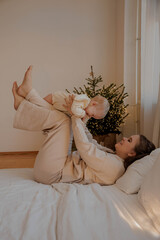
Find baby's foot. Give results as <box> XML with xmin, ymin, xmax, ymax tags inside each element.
<box><xmin>18</xmin><ymin>65</ymin><xmax>33</xmax><ymax>98</ymax></box>
<box><xmin>12</xmin><ymin>82</ymin><xmax>24</xmax><ymax>110</ymax></box>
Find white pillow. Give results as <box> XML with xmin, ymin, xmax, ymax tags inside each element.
<box><xmin>138</xmin><ymin>155</ymin><xmax>160</xmax><ymax>233</ymax></box>
<box><xmin>115</xmin><ymin>148</ymin><xmax>160</xmax><ymax>194</ymax></box>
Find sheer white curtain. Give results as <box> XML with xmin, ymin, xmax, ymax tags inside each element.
<box><xmin>141</xmin><ymin>0</ymin><xmax>160</xmax><ymax>141</ymax></box>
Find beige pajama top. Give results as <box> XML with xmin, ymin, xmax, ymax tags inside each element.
<box><xmin>61</xmin><ymin>117</ymin><xmax>125</xmax><ymax>185</ymax></box>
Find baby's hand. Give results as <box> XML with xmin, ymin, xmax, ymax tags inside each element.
<box><xmin>63</xmin><ymin>94</ymin><xmax>75</xmax><ymax>115</ymax></box>
<box><xmin>82</xmin><ymin>115</ymin><xmax>90</xmax><ymax>123</ymax></box>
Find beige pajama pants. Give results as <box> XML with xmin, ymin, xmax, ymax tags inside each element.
<box><xmin>13</xmin><ymin>89</ymin><xmax>72</xmax><ymax>184</ymax></box>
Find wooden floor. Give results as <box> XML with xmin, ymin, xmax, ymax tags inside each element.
<box><xmin>0</xmin><ymin>152</ymin><xmax>38</xmax><ymax>169</ymax></box>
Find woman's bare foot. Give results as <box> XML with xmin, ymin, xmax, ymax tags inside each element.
<box><xmin>18</xmin><ymin>65</ymin><xmax>33</xmax><ymax>98</ymax></box>
<box><xmin>12</xmin><ymin>82</ymin><xmax>24</xmax><ymax>110</ymax></box>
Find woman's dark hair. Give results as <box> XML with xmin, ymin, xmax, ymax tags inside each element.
<box><xmin>124</xmin><ymin>135</ymin><xmax>156</xmax><ymax>170</ymax></box>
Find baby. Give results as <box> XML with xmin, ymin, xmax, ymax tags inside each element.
<box><xmin>44</xmin><ymin>91</ymin><xmax>110</xmax><ymax>120</ymax></box>
<box><xmin>19</xmin><ymin>65</ymin><xmax>110</xmax><ymax>120</ymax></box>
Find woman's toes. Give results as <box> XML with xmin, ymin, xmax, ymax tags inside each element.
<box><xmin>12</xmin><ymin>82</ymin><xmax>18</xmax><ymax>96</ymax></box>
<box><xmin>12</xmin><ymin>82</ymin><xmax>24</xmax><ymax>110</ymax></box>
<box><xmin>17</xmin><ymin>65</ymin><xmax>33</xmax><ymax>97</ymax></box>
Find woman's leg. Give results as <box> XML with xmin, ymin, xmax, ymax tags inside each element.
<box><xmin>12</xmin><ymin>82</ymin><xmax>72</xmax><ymax>185</ymax></box>
<box><xmin>17</xmin><ymin>65</ymin><xmax>73</xmax><ymax>154</ymax></box>
<box><xmin>26</xmin><ymin>88</ymin><xmax>53</xmax><ymax>109</ymax></box>
<box><xmin>18</xmin><ymin>65</ymin><xmax>53</xmax><ymax>109</ymax></box>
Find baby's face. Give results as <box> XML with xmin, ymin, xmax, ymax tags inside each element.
<box><xmin>85</xmin><ymin>105</ymin><xmax>103</xmax><ymax>119</ymax></box>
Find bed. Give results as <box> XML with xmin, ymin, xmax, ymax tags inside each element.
<box><xmin>0</xmin><ymin>149</ymin><xmax>160</xmax><ymax>240</ymax></box>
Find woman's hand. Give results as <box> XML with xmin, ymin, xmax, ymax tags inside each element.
<box><xmin>63</xmin><ymin>94</ymin><xmax>75</xmax><ymax>116</ymax></box>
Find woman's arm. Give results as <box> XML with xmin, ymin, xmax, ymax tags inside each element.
<box><xmin>84</xmin><ymin>126</ymin><xmax>114</xmax><ymax>153</ymax></box>
<box><xmin>71</xmin><ymin>116</ymin><xmax>125</xmax><ymax>184</ymax></box>
<box><xmin>71</xmin><ymin>116</ymin><xmax>111</xmax><ymax>171</ymax></box>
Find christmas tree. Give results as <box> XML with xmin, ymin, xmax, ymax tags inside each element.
<box><xmin>67</xmin><ymin>66</ymin><xmax>129</xmax><ymax>136</ymax></box>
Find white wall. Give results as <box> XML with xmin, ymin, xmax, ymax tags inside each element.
<box><xmin>0</xmin><ymin>0</ymin><xmax>117</xmax><ymax>151</ymax></box>
<box><xmin>115</xmin><ymin>0</ymin><xmax>124</xmax><ymax>86</ymax></box>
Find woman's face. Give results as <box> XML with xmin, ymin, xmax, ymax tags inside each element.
<box><xmin>115</xmin><ymin>135</ymin><xmax>140</xmax><ymax>160</ymax></box>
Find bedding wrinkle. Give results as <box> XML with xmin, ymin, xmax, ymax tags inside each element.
<box><xmin>53</xmin><ymin>184</ymin><xmax>79</xmax><ymax>240</ymax></box>
<box><xmin>110</xmin><ymin>191</ymin><xmax>159</xmax><ymax>236</ymax></box>
<box><xmin>113</xmin><ymin>202</ymin><xmax>160</xmax><ymax>237</ymax></box>
<box><xmin>0</xmin><ymin>169</ymin><xmax>159</xmax><ymax>240</ymax></box>
<box><xmin>50</xmin><ymin>187</ymin><xmax>64</xmax><ymax>240</ymax></box>
<box><xmin>19</xmin><ymin>191</ymin><xmax>40</xmax><ymax>240</ymax></box>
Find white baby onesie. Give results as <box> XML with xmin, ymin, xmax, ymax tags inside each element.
<box><xmin>52</xmin><ymin>91</ymin><xmax>90</xmax><ymax>118</ymax></box>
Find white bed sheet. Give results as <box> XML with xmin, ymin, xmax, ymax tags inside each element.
<box><xmin>0</xmin><ymin>168</ymin><xmax>159</xmax><ymax>240</ymax></box>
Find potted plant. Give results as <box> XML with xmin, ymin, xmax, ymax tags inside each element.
<box><xmin>67</xmin><ymin>66</ymin><xmax>129</xmax><ymax>150</ymax></box>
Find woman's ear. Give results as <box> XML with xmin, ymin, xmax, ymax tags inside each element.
<box><xmin>128</xmin><ymin>151</ymin><xmax>136</xmax><ymax>157</ymax></box>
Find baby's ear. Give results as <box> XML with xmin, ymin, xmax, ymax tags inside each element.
<box><xmin>91</xmin><ymin>100</ymin><xmax>98</xmax><ymax>106</ymax></box>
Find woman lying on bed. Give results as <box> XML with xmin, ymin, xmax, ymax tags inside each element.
<box><xmin>12</xmin><ymin>66</ymin><xmax>155</xmax><ymax>185</ymax></box>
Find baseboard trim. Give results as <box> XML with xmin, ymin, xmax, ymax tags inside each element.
<box><xmin>0</xmin><ymin>151</ymin><xmax>38</xmax><ymax>169</ymax></box>
<box><xmin>0</xmin><ymin>151</ymin><xmax>38</xmax><ymax>156</ymax></box>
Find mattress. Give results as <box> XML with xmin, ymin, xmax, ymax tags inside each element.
<box><xmin>0</xmin><ymin>168</ymin><xmax>159</xmax><ymax>240</ymax></box>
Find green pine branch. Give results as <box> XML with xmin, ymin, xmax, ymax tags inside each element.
<box><xmin>66</xmin><ymin>66</ymin><xmax>129</xmax><ymax>135</ymax></box>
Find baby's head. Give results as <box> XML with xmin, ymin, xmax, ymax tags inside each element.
<box><xmin>85</xmin><ymin>95</ymin><xmax>110</xmax><ymax>119</ymax></box>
